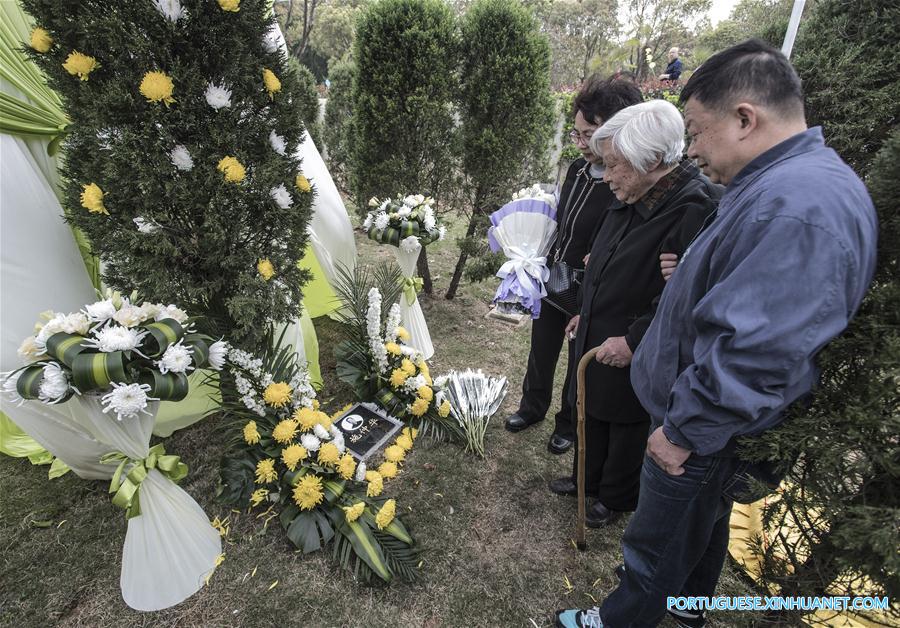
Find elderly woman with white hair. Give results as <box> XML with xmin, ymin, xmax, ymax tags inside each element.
<box><xmin>552</xmin><ymin>99</ymin><xmax>722</xmax><ymax>527</ymax></box>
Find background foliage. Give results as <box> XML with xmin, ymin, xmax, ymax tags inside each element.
<box><xmin>23</xmin><ymin>0</ymin><xmax>314</xmax><ymax>347</ymax></box>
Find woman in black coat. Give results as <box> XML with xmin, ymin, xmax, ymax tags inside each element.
<box><xmin>550</xmin><ymin>99</ymin><xmax>722</xmax><ymax>527</ymax></box>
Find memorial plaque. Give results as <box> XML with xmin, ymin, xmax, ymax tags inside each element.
<box><xmin>333</xmin><ymin>403</ymin><xmax>403</xmax><ymax>461</ymax></box>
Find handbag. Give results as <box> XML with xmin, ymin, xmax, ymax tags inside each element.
<box><xmin>544</xmin><ymin>260</ymin><xmax>582</xmax><ymax>317</ymax></box>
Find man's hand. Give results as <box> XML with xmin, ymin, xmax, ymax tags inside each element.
<box><xmin>565</xmin><ymin>315</ymin><xmax>580</xmax><ymax>340</ymax></box>
<box><xmin>660</xmin><ymin>253</ymin><xmax>679</xmax><ymax>281</ymax></box>
<box><xmin>658</xmin><ymin>73</ymin><xmax>670</xmax><ymax>80</ymax></box>
<box><xmin>647</xmin><ymin>427</ymin><xmax>691</xmax><ymax>476</ymax></box>
<box><xmin>594</xmin><ymin>336</ymin><xmax>632</xmax><ymax>368</ymax></box>
<box><xmin>583</xmin><ymin>253</ymin><xmax>590</xmax><ymax>265</ymax></box>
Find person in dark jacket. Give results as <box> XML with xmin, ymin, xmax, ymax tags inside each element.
<box><xmin>659</xmin><ymin>47</ymin><xmax>683</xmax><ymax>83</ymax></box>
<box><xmin>505</xmin><ymin>77</ymin><xmax>643</xmax><ymax>455</ymax></box>
<box><xmin>555</xmin><ymin>40</ymin><xmax>877</xmax><ymax>628</ymax></box>
<box><xmin>548</xmin><ymin>99</ymin><xmax>722</xmax><ymax>528</ymax></box>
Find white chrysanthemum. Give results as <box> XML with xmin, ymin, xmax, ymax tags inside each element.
<box><xmin>385</xmin><ymin>303</ymin><xmax>402</xmax><ymax>341</ymax></box>
<box><xmin>208</xmin><ymin>340</ymin><xmax>229</xmax><ymax>370</ymax></box>
<box><xmin>329</xmin><ymin>424</ymin><xmax>342</xmax><ymax>439</ymax></box>
<box><xmin>137</xmin><ymin>302</ymin><xmax>162</xmax><ymax>321</ymax></box>
<box><xmin>262</xmin><ymin>29</ymin><xmax>280</xmax><ymax>53</ymax></box>
<box><xmin>113</xmin><ymin>304</ymin><xmax>145</xmax><ymax>327</ymax></box>
<box><xmin>153</xmin><ymin>0</ymin><xmax>184</xmax><ymax>22</ymax></box>
<box><xmin>374</xmin><ymin>212</ymin><xmax>389</xmax><ymax>231</ymax></box>
<box><xmin>60</xmin><ymin>312</ymin><xmax>90</xmax><ymax>335</ymax></box>
<box><xmin>333</xmin><ymin>436</ymin><xmax>345</xmax><ymax>454</ymax></box>
<box><xmin>133</xmin><ymin>216</ymin><xmax>159</xmax><ymax>234</ymax></box>
<box><xmin>403</xmin><ymin>374</ymin><xmax>427</xmax><ymax>394</ymax></box>
<box><xmin>2</xmin><ymin>371</ymin><xmax>23</xmax><ymax>406</ymax></box>
<box><xmin>396</xmin><ymin>204</ymin><xmax>412</xmax><ymax>218</ymax></box>
<box><xmin>378</xmin><ymin>199</ymin><xmax>391</xmax><ymax>212</ymax></box>
<box><xmin>34</xmin><ymin>313</ymin><xmax>84</xmax><ymax>349</ymax></box>
<box><xmin>354</xmin><ymin>461</ymin><xmax>367</xmax><ymax>483</ymax></box>
<box><xmin>205</xmin><ymin>82</ymin><xmax>232</xmax><ymax>110</ymax></box>
<box><xmin>155</xmin><ymin>304</ymin><xmax>189</xmax><ymax>323</ymax></box>
<box><xmin>300</xmin><ymin>433</ymin><xmax>321</xmax><ymax>452</ymax></box>
<box><xmin>423</xmin><ymin>213</ymin><xmax>437</xmax><ymax>233</ymax></box>
<box><xmin>84</xmin><ymin>299</ymin><xmax>117</xmax><ymax>323</ymax></box>
<box><xmin>17</xmin><ymin>336</ymin><xmax>46</xmax><ymax>362</ymax></box>
<box><xmin>362</xmin><ymin>214</ymin><xmax>373</xmax><ymax>230</ymax></box>
<box><xmin>170</xmin><ymin>145</ymin><xmax>194</xmax><ymax>171</ymax></box>
<box><xmin>313</xmin><ymin>423</ymin><xmax>330</xmax><ymax>440</ymax></box>
<box><xmin>101</xmin><ymin>382</ymin><xmax>156</xmax><ymax>421</ymax></box>
<box><xmin>86</xmin><ymin>325</ymin><xmax>147</xmax><ymax>353</ymax></box>
<box><xmin>438</xmin><ymin>225</ymin><xmax>447</xmax><ymax>241</ymax></box>
<box><xmin>156</xmin><ymin>340</ymin><xmax>194</xmax><ymax>374</ymax></box>
<box><xmin>270</xmin><ymin>184</ymin><xmax>293</xmax><ymax>209</ymax></box>
<box><xmin>269</xmin><ymin>130</ymin><xmax>286</xmax><ymax>156</ymax></box>
<box><xmin>38</xmin><ymin>363</ymin><xmax>70</xmax><ymax>403</ymax></box>
<box><xmin>399</xmin><ymin>235</ymin><xmax>420</xmax><ymax>254</ymax></box>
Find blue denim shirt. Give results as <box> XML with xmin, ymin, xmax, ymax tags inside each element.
<box><xmin>630</xmin><ymin>128</ymin><xmax>878</xmax><ymax>456</ymax></box>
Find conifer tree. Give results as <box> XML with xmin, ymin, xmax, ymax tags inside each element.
<box><xmin>22</xmin><ymin>0</ymin><xmax>314</xmax><ymax>347</ymax></box>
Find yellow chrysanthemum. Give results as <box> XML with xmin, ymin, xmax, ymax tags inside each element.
<box><xmin>217</xmin><ymin>0</ymin><xmax>240</xmax><ymax>11</ymax></box>
<box><xmin>337</xmin><ymin>453</ymin><xmax>357</xmax><ymax>480</ymax></box>
<box><xmin>255</xmin><ymin>458</ymin><xmax>277</xmax><ymax>484</ymax></box>
<box><xmin>312</xmin><ymin>399</ymin><xmax>320</xmax><ymax>410</ymax></box>
<box><xmin>343</xmin><ymin>501</ymin><xmax>365</xmax><ymax>522</ymax></box>
<box><xmin>318</xmin><ymin>442</ymin><xmax>340</xmax><ymax>466</ymax></box>
<box><xmin>293</xmin><ymin>474</ymin><xmax>324</xmax><ymax>510</ymax></box>
<box><xmin>217</xmin><ymin>156</ymin><xmax>246</xmax><ymax>183</ymax></box>
<box><xmin>416</xmin><ymin>385</ymin><xmax>433</xmax><ymax>402</ymax></box>
<box><xmin>375</xmin><ymin>498</ymin><xmax>396</xmax><ymax>530</ymax></box>
<box><xmin>30</xmin><ymin>28</ymin><xmax>52</xmax><ymax>53</ymax></box>
<box><xmin>263</xmin><ymin>381</ymin><xmax>292</xmax><ymax>407</ymax></box>
<box><xmin>401</xmin><ymin>358</ymin><xmax>416</xmax><ymax>375</ymax></box>
<box><xmin>384</xmin><ymin>445</ymin><xmax>405</xmax><ymax>463</ymax></box>
<box><xmin>257</xmin><ymin>258</ymin><xmax>275</xmax><ymax>280</ymax></box>
<box><xmin>395</xmin><ymin>433</ymin><xmax>414</xmax><ymax>451</ymax></box>
<box><xmin>396</xmin><ymin>326</ymin><xmax>411</xmax><ymax>341</ymax></box>
<box><xmin>378</xmin><ymin>461</ymin><xmax>398</xmax><ymax>479</ymax></box>
<box><xmin>385</xmin><ymin>342</ymin><xmax>402</xmax><ymax>356</ymax></box>
<box><xmin>63</xmin><ymin>51</ymin><xmax>97</xmax><ymax>80</ymax></box>
<box><xmin>262</xmin><ymin>68</ymin><xmax>281</xmax><ymax>97</ymax></box>
<box><xmin>316</xmin><ymin>413</ymin><xmax>333</xmax><ymax>430</ymax></box>
<box><xmin>389</xmin><ymin>368</ymin><xmax>407</xmax><ymax>389</ymax></box>
<box><xmin>416</xmin><ymin>359</ymin><xmax>429</xmax><ymax>375</ymax></box>
<box><xmin>272</xmin><ymin>419</ymin><xmax>298</xmax><ymax>444</ymax></box>
<box><xmin>250</xmin><ymin>488</ymin><xmax>269</xmax><ymax>506</ymax></box>
<box><xmin>243</xmin><ymin>420</ymin><xmax>261</xmax><ymax>444</ymax></box>
<box><xmin>365</xmin><ymin>471</ymin><xmax>383</xmax><ymax>497</ymax></box>
<box><xmin>438</xmin><ymin>400</ymin><xmax>451</xmax><ymax>418</ymax></box>
<box><xmin>80</xmin><ymin>183</ymin><xmax>107</xmax><ymax>215</ymax></box>
<box><xmin>295</xmin><ymin>174</ymin><xmax>311</xmax><ymax>192</ymax></box>
<box><xmin>423</xmin><ymin>373</ymin><xmax>433</xmax><ymax>386</ymax></box>
<box><xmin>281</xmin><ymin>444</ymin><xmax>307</xmax><ymax>471</ymax></box>
<box><xmin>293</xmin><ymin>407</ymin><xmax>319</xmax><ymax>431</ymax></box>
<box><xmin>410</xmin><ymin>397</ymin><xmax>429</xmax><ymax>417</ymax></box>
<box><xmin>402</xmin><ymin>426</ymin><xmax>418</xmax><ymax>441</ymax></box>
<box><xmin>139</xmin><ymin>70</ymin><xmax>175</xmax><ymax>104</ymax></box>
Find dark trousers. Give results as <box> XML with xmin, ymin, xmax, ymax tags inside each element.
<box><xmin>598</xmin><ymin>454</ymin><xmax>745</xmax><ymax>627</ymax></box>
<box><xmin>571</xmin><ymin>418</ymin><xmax>649</xmax><ymax>511</ymax></box>
<box><xmin>517</xmin><ymin>302</ymin><xmax>576</xmax><ymax>438</ymax></box>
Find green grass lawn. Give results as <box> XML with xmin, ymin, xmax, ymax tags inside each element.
<box><xmin>0</xmin><ymin>219</ymin><xmax>759</xmax><ymax>627</ymax></box>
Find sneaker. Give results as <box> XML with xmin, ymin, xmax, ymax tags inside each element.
<box><xmin>667</xmin><ymin>609</ymin><xmax>706</xmax><ymax>628</ymax></box>
<box><xmin>555</xmin><ymin>607</ymin><xmax>603</xmax><ymax>628</ymax></box>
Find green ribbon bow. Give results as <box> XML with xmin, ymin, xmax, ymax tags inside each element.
<box><xmin>100</xmin><ymin>444</ymin><xmax>188</xmax><ymax>519</ymax></box>
<box><xmin>401</xmin><ymin>276</ymin><xmax>423</xmax><ymax>306</ymax></box>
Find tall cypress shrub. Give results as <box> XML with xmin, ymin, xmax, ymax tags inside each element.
<box><xmin>322</xmin><ymin>58</ymin><xmax>356</xmax><ymax>189</ymax></box>
<box><xmin>22</xmin><ymin>0</ymin><xmax>313</xmax><ymax>347</ymax></box>
<box><xmin>352</xmin><ymin>0</ymin><xmax>458</xmax><ymax>293</ymax></box>
<box><xmin>445</xmin><ymin>0</ymin><xmax>554</xmax><ymax>299</ymax></box>
<box><xmin>739</xmin><ymin>3</ymin><xmax>900</xmax><ymax>619</ymax></box>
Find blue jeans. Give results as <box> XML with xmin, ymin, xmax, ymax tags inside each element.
<box><xmin>599</xmin><ymin>453</ymin><xmax>749</xmax><ymax>627</ymax></box>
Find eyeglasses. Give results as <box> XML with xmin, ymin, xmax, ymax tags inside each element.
<box><xmin>569</xmin><ymin>129</ymin><xmax>597</xmax><ymax>145</ymax></box>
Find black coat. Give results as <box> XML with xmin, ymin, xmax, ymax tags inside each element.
<box><xmin>570</xmin><ymin>160</ymin><xmax>722</xmax><ymax>423</ymax></box>
<box><xmin>552</xmin><ymin>158</ymin><xmax>617</xmax><ymax>270</ymax></box>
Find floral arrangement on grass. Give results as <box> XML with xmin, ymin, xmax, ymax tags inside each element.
<box><xmin>3</xmin><ymin>290</ymin><xmax>227</xmax><ymax>416</ymax></box>
<box><xmin>362</xmin><ymin>194</ymin><xmax>446</xmax><ymax>249</ymax></box>
<box><xmin>219</xmin><ymin>329</ymin><xmax>420</xmax><ymax>583</ymax></box>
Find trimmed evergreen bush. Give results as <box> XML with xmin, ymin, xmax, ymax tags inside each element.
<box><xmin>287</xmin><ymin>57</ymin><xmax>322</xmax><ymax>148</ymax></box>
<box><xmin>445</xmin><ymin>0</ymin><xmax>554</xmax><ymax>297</ymax></box>
<box><xmin>322</xmin><ymin>58</ymin><xmax>356</xmax><ymax>189</ymax></box>
<box><xmin>22</xmin><ymin>0</ymin><xmax>314</xmax><ymax>347</ymax></box>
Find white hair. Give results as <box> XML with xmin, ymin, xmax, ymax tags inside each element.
<box><xmin>590</xmin><ymin>100</ymin><xmax>685</xmax><ymax>174</ymax></box>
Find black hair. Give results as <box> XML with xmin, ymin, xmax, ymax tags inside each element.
<box><xmin>572</xmin><ymin>73</ymin><xmax>644</xmax><ymax>125</ymax></box>
<box><xmin>680</xmin><ymin>38</ymin><xmax>804</xmax><ymax>118</ymax></box>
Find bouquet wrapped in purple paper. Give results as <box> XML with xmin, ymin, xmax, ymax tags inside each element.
<box><xmin>487</xmin><ymin>185</ymin><xmax>558</xmax><ymax>318</ymax></box>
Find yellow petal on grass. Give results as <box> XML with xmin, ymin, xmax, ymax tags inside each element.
<box><xmin>267</xmin><ymin>580</ymin><xmax>279</xmax><ymax>591</ymax></box>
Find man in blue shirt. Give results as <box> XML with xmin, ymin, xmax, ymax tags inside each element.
<box><xmin>659</xmin><ymin>47</ymin><xmax>683</xmax><ymax>83</ymax></box>
<box><xmin>556</xmin><ymin>39</ymin><xmax>877</xmax><ymax>628</ymax></box>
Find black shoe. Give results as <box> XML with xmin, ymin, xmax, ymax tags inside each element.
<box><xmin>548</xmin><ymin>433</ymin><xmax>574</xmax><ymax>454</ymax></box>
<box><xmin>585</xmin><ymin>501</ymin><xmax>621</xmax><ymax>528</ymax></box>
<box><xmin>505</xmin><ymin>413</ymin><xmax>542</xmax><ymax>432</ymax></box>
<box><xmin>667</xmin><ymin>609</ymin><xmax>706</xmax><ymax>628</ymax></box>
<box><xmin>549</xmin><ymin>476</ymin><xmax>578</xmax><ymax>496</ymax></box>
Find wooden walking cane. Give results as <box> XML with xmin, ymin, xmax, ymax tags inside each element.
<box><xmin>576</xmin><ymin>346</ymin><xmax>602</xmax><ymax>551</ymax></box>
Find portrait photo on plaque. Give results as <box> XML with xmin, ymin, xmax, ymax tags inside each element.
<box><xmin>333</xmin><ymin>403</ymin><xmax>404</xmax><ymax>461</ymax></box>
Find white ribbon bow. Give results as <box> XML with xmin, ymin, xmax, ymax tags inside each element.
<box><xmin>497</xmin><ymin>246</ymin><xmax>549</xmax><ymax>299</ymax></box>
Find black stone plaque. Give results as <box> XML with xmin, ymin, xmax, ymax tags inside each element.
<box><xmin>333</xmin><ymin>403</ymin><xmax>403</xmax><ymax>461</ymax></box>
